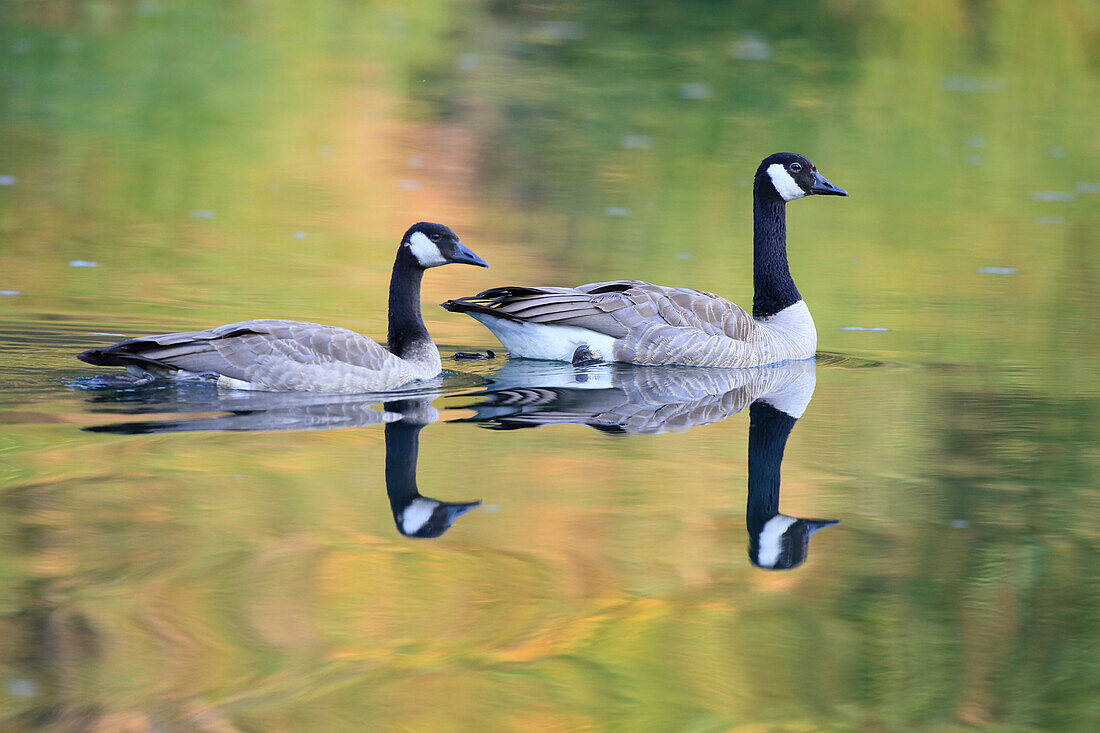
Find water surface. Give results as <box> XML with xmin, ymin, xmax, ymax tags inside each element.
<box><xmin>1</xmin><ymin>1</ymin><xmax>1099</xmax><ymax>730</ymax></box>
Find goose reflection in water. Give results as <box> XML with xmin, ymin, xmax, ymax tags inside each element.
<box><xmin>382</xmin><ymin>398</ymin><xmax>481</xmax><ymax>538</ymax></box>
<box><xmin>458</xmin><ymin>359</ymin><xmax>837</xmax><ymax>569</ymax></box>
<box><xmin>82</xmin><ymin>389</ymin><xmax>481</xmax><ymax>539</ymax></box>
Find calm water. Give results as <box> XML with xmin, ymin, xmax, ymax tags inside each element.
<box><xmin>2</xmin><ymin>1</ymin><xmax>1099</xmax><ymax>731</ymax></box>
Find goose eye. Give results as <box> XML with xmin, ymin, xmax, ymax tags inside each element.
<box><xmin>430</xmin><ymin>233</ymin><xmax>441</xmax><ymax>242</ymax></box>
<box><xmin>789</xmin><ymin>162</ymin><xmax>802</xmax><ymax>173</ymax></box>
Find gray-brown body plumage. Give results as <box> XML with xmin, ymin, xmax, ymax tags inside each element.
<box><xmin>80</xmin><ymin>319</ymin><xmax>443</xmax><ymax>393</ymax></box>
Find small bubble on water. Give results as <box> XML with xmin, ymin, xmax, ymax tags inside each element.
<box><xmin>293</xmin><ymin>231</ymin><xmax>306</xmax><ymax>239</ymax></box>
<box><xmin>604</xmin><ymin>206</ymin><xmax>630</xmax><ymax>217</ymax></box>
<box><xmin>188</xmin><ymin>209</ymin><xmax>215</xmax><ymax>218</ymax></box>
<box><xmin>951</xmin><ymin>519</ymin><xmax>968</xmax><ymax>529</ymax></box>
<box><xmin>69</xmin><ymin>260</ymin><xmax>98</xmax><ymax>268</ymax></box>
<box><xmin>0</xmin><ymin>174</ymin><xmax>15</xmax><ymax>186</ymax></box>
<box><xmin>678</xmin><ymin>82</ymin><xmax>712</xmax><ymax>100</ymax></box>
<box><xmin>621</xmin><ymin>135</ymin><xmax>653</xmax><ymax>150</ymax></box>
<box><xmin>977</xmin><ymin>267</ymin><xmax>1017</xmax><ymax>275</ymax></box>
<box><xmin>728</xmin><ymin>32</ymin><xmax>772</xmax><ymax>61</ymax></box>
<box><xmin>941</xmin><ymin>76</ymin><xmax>1004</xmax><ymax>93</ymax></box>
<box><xmin>964</xmin><ymin>154</ymin><xmax>983</xmax><ymax>167</ymax></box>
<box><xmin>1029</xmin><ymin>191</ymin><xmax>1074</xmax><ymax>202</ymax></box>
<box><xmin>533</xmin><ymin>20</ymin><xmax>585</xmax><ymax>42</ymax></box>
<box><xmin>675</xmin><ymin>252</ymin><xmax>691</xmax><ymax>260</ymax></box>
<box><xmin>1075</xmin><ymin>182</ymin><xmax>1100</xmax><ymax>194</ymax></box>
<box><xmin>1</xmin><ymin>290</ymin><xmax>19</xmax><ymax>296</ymax></box>
<box><xmin>7</xmin><ymin>679</ymin><xmax>37</xmax><ymax>697</ymax></box>
<box><xmin>839</xmin><ymin>326</ymin><xmax>889</xmax><ymax>332</ymax></box>
<box><xmin>1033</xmin><ymin>216</ymin><xmax>1065</xmax><ymax>226</ymax></box>
<box><xmin>456</xmin><ymin>52</ymin><xmax>480</xmax><ymax>71</ymax></box>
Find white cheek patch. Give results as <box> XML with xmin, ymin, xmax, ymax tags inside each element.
<box><xmin>407</xmin><ymin>231</ymin><xmax>447</xmax><ymax>268</ymax></box>
<box><xmin>766</xmin><ymin>163</ymin><xmax>806</xmax><ymax>202</ymax></box>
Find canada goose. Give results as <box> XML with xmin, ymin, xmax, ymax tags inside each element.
<box><xmin>78</xmin><ymin>222</ymin><xmax>487</xmax><ymax>393</ymax></box>
<box><xmin>458</xmin><ymin>359</ymin><xmax>836</xmax><ymax>568</ymax></box>
<box><xmin>442</xmin><ymin>153</ymin><xmax>846</xmax><ymax>367</ymax></box>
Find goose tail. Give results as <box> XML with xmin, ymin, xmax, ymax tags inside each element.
<box><xmin>441</xmin><ymin>295</ymin><xmax>520</xmax><ymax>322</ymax></box>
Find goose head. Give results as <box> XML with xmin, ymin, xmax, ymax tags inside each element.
<box><xmin>756</xmin><ymin>153</ymin><xmax>847</xmax><ymax>202</ymax></box>
<box><xmin>402</xmin><ymin>222</ymin><xmax>488</xmax><ymax>269</ymax></box>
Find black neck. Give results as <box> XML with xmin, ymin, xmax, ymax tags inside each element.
<box><xmin>746</xmin><ymin>400</ymin><xmax>798</xmax><ymax>532</ymax></box>
<box><xmin>752</xmin><ymin>187</ymin><xmax>801</xmax><ymax>318</ymax></box>
<box><xmin>387</xmin><ymin>247</ymin><xmax>429</xmax><ymax>357</ymax></box>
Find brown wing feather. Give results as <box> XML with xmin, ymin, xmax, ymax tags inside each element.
<box><xmin>448</xmin><ymin>281</ymin><xmax>753</xmax><ymax>338</ymax></box>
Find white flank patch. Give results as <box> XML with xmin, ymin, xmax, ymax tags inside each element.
<box><xmin>407</xmin><ymin>231</ymin><xmax>447</xmax><ymax>268</ymax></box>
<box><xmin>757</xmin><ymin>514</ymin><xmax>798</xmax><ymax>568</ymax></box>
<box><xmin>468</xmin><ymin>313</ymin><xmax>618</xmax><ymax>363</ymax></box>
<box><xmin>217</xmin><ymin>374</ymin><xmax>256</xmax><ymax>390</ymax></box>
<box><xmin>401</xmin><ymin>498</ymin><xmax>438</xmax><ymax>535</ymax></box>
<box><xmin>766</xmin><ymin>163</ymin><xmax>805</xmax><ymax>201</ymax></box>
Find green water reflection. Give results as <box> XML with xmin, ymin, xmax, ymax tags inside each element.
<box><xmin>1</xmin><ymin>0</ymin><xmax>1099</xmax><ymax>730</ymax></box>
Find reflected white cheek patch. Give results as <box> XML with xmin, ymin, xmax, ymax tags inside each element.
<box><xmin>767</xmin><ymin>163</ymin><xmax>805</xmax><ymax>201</ymax></box>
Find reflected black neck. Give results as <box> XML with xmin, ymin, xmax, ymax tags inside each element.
<box><xmin>746</xmin><ymin>400</ymin><xmax>798</xmax><ymax>531</ymax></box>
<box><xmin>384</xmin><ymin>417</ymin><xmax>422</xmax><ymax>512</ymax></box>
<box><xmin>752</xmin><ymin>186</ymin><xmax>801</xmax><ymax>318</ymax></box>
<box><xmin>388</xmin><ymin>247</ymin><xmax>429</xmax><ymax>358</ymax></box>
